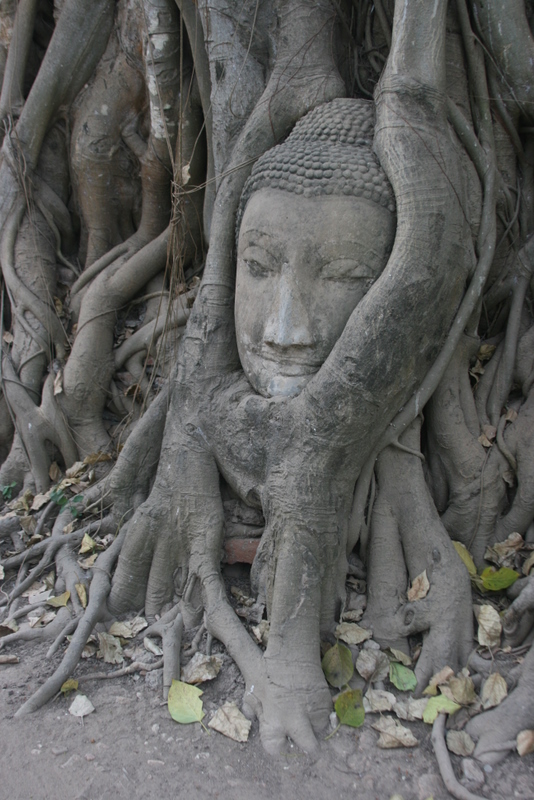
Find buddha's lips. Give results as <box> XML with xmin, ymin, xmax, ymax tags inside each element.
<box><xmin>254</xmin><ymin>348</ymin><xmax>323</xmax><ymax>376</ymax></box>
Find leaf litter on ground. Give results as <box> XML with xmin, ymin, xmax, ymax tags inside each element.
<box><xmin>334</xmin><ymin>622</ymin><xmax>372</xmax><ymax>645</ymax></box>
<box><xmin>208</xmin><ymin>702</ymin><xmax>251</xmax><ymax>742</ymax></box>
<box><xmin>475</xmin><ymin>604</ymin><xmax>502</xmax><ymax>648</ymax></box>
<box><xmin>168</xmin><ymin>680</ymin><xmax>204</xmax><ymax>724</ymax></box>
<box><xmin>481</xmin><ymin>672</ymin><xmax>507</xmax><ymax>709</ymax></box>
<box><xmin>322</xmin><ymin>641</ymin><xmax>353</xmax><ymax>688</ymax></box>
<box><xmin>372</xmin><ymin>716</ymin><xmax>418</xmax><ymax>748</ymax></box>
<box><xmin>181</xmin><ymin>652</ymin><xmax>223</xmax><ymax>684</ymax></box>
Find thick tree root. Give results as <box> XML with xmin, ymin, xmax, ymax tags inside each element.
<box><xmin>144</xmin><ymin>605</ymin><xmax>183</xmax><ymax>699</ymax></box>
<box><xmin>432</xmin><ymin>714</ymin><xmax>485</xmax><ymax>800</ymax></box>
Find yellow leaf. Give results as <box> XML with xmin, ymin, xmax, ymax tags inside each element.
<box><xmin>75</xmin><ymin>583</ymin><xmax>87</xmax><ymax>608</ymax></box>
<box><xmin>49</xmin><ymin>462</ymin><xmax>62</xmax><ymax>482</ymax></box>
<box><xmin>47</xmin><ymin>591</ymin><xmax>70</xmax><ymax>607</ymax></box>
<box><xmin>61</xmin><ymin>679</ymin><xmax>79</xmax><ymax>694</ymax></box>
<box><xmin>80</xmin><ymin>534</ymin><xmax>97</xmax><ymax>554</ymax></box>
<box><xmin>168</xmin><ymin>680</ymin><xmax>204</xmax><ymax>724</ymax></box>
<box><xmin>452</xmin><ymin>542</ymin><xmax>476</xmax><ymax>577</ymax></box>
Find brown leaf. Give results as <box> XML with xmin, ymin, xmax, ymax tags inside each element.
<box><xmin>75</xmin><ymin>583</ymin><xmax>87</xmax><ymax>608</ymax></box>
<box><xmin>481</xmin><ymin>672</ymin><xmax>507</xmax><ymax>709</ymax></box>
<box><xmin>335</xmin><ymin>622</ymin><xmax>372</xmax><ymax>645</ymax></box>
<box><xmin>65</xmin><ymin>461</ymin><xmax>86</xmax><ymax>479</ymax></box>
<box><xmin>48</xmin><ymin>462</ymin><xmax>62</xmax><ymax>482</ymax></box>
<box><xmin>475</xmin><ymin>605</ymin><xmax>502</xmax><ymax>648</ymax></box>
<box><xmin>517</xmin><ymin>730</ymin><xmax>534</xmax><ymax>756</ymax></box>
<box><xmin>522</xmin><ymin>552</ymin><xmax>534</xmax><ymax>577</ymax></box>
<box><xmin>407</xmin><ymin>570</ymin><xmax>430</xmax><ymax>602</ymax></box>
<box><xmin>363</xmin><ymin>689</ymin><xmax>396</xmax><ymax>713</ymax></box>
<box><xmin>446</xmin><ymin>730</ymin><xmax>475</xmax><ymax>756</ymax></box>
<box><xmin>97</xmin><ymin>632</ymin><xmax>123</xmax><ymax>664</ymax></box>
<box><xmin>372</xmin><ymin>715</ymin><xmax>418</xmax><ymax>748</ymax></box>
<box><xmin>423</xmin><ymin>666</ymin><xmax>454</xmax><ymax>696</ymax></box>
<box><xmin>208</xmin><ymin>702</ymin><xmax>251</xmax><ymax>742</ymax></box>
<box><xmin>356</xmin><ymin>649</ymin><xmax>390</xmax><ymax>683</ymax></box>
<box><xmin>181</xmin><ymin>652</ymin><xmax>223</xmax><ymax>684</ymax></box>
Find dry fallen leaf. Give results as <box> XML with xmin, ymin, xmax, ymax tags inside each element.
<box><xmin>144</xmin><ymin>636</ymin><xmax>163</xmax><ymax>656</ymax></box>
<box><xmin>481</xmin><ymin>672</ymin><xmax>507</xmax><ymax>709</ymax></box>
<box><xmin>27</xmin><ymin>609</ymin><xmax>56</xmax><ymax>628</ymax></box>
<box><xmin>523</xmin><ymin>552</ymin><xmax>534</xmax><ymax>577</ymax></box>
<box><xmin>49</xmin><ymin>462</ymin><xmax>62</xmax><ymax>482</ymax></box>
<box><xmin>0</xmin><ymin>565</ymin><xmax>4</xmax><ymax>581</ymax></box>
<box><xmin>341</xmin><ymin>609</ymin><xmax>364</xmax><ymax>623</ymax></box>
<box><xmin>208</xmin><ymin>702</ymin><xmax>251</xmax><ymax>742</ymax></box>
<box><xmin>335</xmin><ymin>622</ymin><xmax>372</xmax><ymax>645</ymax></box>
<box><xmin>251</xmin><ymin>620</ymin><xmax>269</xmax><ymax>646</ymax></box>
<box><xmin>394</xmin><ymin>697</ymin><xmax>428</xmax><ymax>722</ymax></box>
<box><xmin>75</xmin><ymin>583</ymin><xmax>87</xmax><ymax>608</ymax></box>
<box><xmin>475</xmin><ymin>605</ymin><xmax>502</xmax><ymax>648</ymax></box>
<box><xmin>47</xmin><ymin>591</ymin><xmax>70</xmax><ymax>608</ymax></box>
<box><xmin>79</xmin><ymin>534</ymin><xmax>98</xmax><ymax>554</ymax></box>
<box><xmin>66</xmin><ymin>461</ymin><xmax>86</xmax><ymax>479</ymax></box>
<box><xmin>407</xmin><ymin>570</ymin><xmax>430</xmax><ymax>602</ymax></box>
<box><xmin>517</xmin><ymin>730</ymin><xmax>534</xmax><ymax>756</ymax></box>
<box><xmin>30</xmin><ymin>492</ymin><xmax>51</xmax><ymax>512</ymax></box>
<box><xmin>97</xmin><ymin>632</ymin><xmax>124</xmax><ymax>664</ymax></box>
<box><xmin>69</xmin><ymin>694</ymin><xmax>94</xmax><ymax>718</ymax></box>
<box><xmin>108</xmin><ymin>617</ymin><xmax>147</xmax><ymax>639</ymax></box>
<box><xmin>356</xmin><ymin>649</ymin><xmax>390</xmax><ymax>683</ymax></box>
<box><xmin>372</xmin><ymin>715</ymin><xmax>418</xmax><ymax>748</ymax></box>
<box><xmin>441</xmin><ymin>672</ymin><xmax>476</xmax><ymax>706</ymax></box>
<box><xmin>363</xmin><ymin>688</ymin><xmax>396</xmax><ymax>713</ymax></box>
<box><xmin>446</xmin><ymin>730</ymin><xmax>475</xmax><ymax>756</ymax></box>
<box><xmin>423</xmin><ymin>665</ymin><xmax>455</xmax><ymax>696</ymax></box>
<box><xmin>388</xmin><ymin>647</ymin><xmax>412</xmax><ymax>666</ymax></box>
<box><xmin>181</xmin><ymin>652</ymin><xmax>223</xmax><ymax>685</ymax></box>
<box><xmin>78</xmin><ymin>553</ymin><xmax>98</xmax><ymax>570</ymax></box>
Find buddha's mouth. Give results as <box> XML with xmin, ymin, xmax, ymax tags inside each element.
<box><xmin>256</xmin><ymin>348</ymin><xmax>323</xmax><ymax>376</ymax></box>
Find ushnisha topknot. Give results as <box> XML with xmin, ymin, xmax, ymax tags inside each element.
<box><xmin>236</xmin><ymin>98</ymin><xmax>396</xmax><ymax>238</ymax></box>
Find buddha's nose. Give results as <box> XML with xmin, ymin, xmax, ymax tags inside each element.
<box><xmin>264</xmin><ymin>267</ymin><xmax>313</xmax><ymax>348</ymax></box>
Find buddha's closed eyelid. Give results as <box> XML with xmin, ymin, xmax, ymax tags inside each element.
<box><xmin>239</xmin><ymin>245</ymin><xmax>278</xmax><ymax>277</ymax></box>
<box><xmin>320</xmin><ymin>258</ymin><xmax>377</xmax><ymax>281</ymax></box>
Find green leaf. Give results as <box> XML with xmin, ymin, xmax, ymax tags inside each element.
<box><xmin>61</xmin><ymin>678</ymin><xmax>78</xmax><ymax>694</ymax></box>
<box><xmin>452</xmin><ymin>541</ymin><xmax>476</xmax><ymax>577</ymax></box>
<box><xmin>389</xmin><ymin>662</ymin><xmax>417</xmax><ymax>692</ymax></box>
<box><xmin>423</xmin><ymin>694</ymin><xmax>461</xmax><ymax>724</ymax></box>
<box><xmin>168</xmin><ymin>680</ymin><xmax>204</xmax><ymax>724</ymax></box>
<box><xmin>46</xmin><ymin>591</ymin><xmax>70</xmax><ymax>607</ymax></box>
<box><xmin>335</xmin><ymin>689</ymin><xmax>365</xmax><ymax>728</ymax></box>
<box><xmin>321</xmin><ymin>641</ymin><xmax>354</xmax><ymax>688</ymax></box>
<box><xmin>480</xmin><ymin>567</ymin><xmax>519</xmax><ymax>591</ymax></box>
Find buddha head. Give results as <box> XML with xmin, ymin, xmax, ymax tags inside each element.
<box><xmin>235</xmin><ymin>99</ymin><xmax>396</xmax><ymax>398</ymax></box>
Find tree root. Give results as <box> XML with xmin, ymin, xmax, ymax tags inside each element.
<box><xmin>432</xmin><ymin>714</ymin><xmax>486</xmax><ymax>800</ymax></box>
<box><xmin>14</xmin><ymin>523</ymin><xmax>125</xmax><ymax>715</ymax></box>
<box><xmin>77</xmin><ymin>657</ymin><xmax>163</xmax><ymax>684</ymax></box>
<box><xmin>143</xmin><ymin>605</ymin><xmax>183</xmax><ymax>699</ymax></box>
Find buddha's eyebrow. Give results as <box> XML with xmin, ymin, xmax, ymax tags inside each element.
<box><xmin>318</xmin><ymin>240</ymin><xmax>386</xmax><ymax>263</ymax></box>
<box><xmin>239</xmin><ymin>228</ymin><xmax>275</xmax><ymax>242</ymax></box>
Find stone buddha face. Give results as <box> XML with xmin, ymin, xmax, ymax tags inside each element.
<box><xmin>235</xmin><ymin>188</ymin><xmax>395</xmax><ymax>397</ymax></box>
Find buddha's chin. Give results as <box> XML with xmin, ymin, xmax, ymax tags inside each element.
<box><xmin>266</xmin><ymin>373</ymin><xmax>312</xmax><ymax>398</ymax></box>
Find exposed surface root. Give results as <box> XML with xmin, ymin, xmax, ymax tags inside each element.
<box><xmin>432</xmin><ymin>714</ymin><xmax>486</xmax><ymax>800</ymax></box>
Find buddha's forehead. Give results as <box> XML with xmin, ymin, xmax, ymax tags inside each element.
<box><xmin>239</xmin><ymin>189</ymin><xmax>395</xmax><ymax>244</ymax></box>
<box><xmin>236</xmin><ymin>98</ymin><xmax>396</xmax><ymax>243</ymax></box>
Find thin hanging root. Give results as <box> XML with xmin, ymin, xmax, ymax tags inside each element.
<box><xmin>77</xmin><ymin>657</ymin><xmax>163</xmax><ymax>684</ymax></box>
<box><xmin>431</xmin><ymin>714</ymin><xmax>486</xmax><ymax>800</ymax></box>
<box><xmin>14</xmin><ymin>525</ymin><xmax>125</xmax><ymax>716</ymax></box>
<box><xmin>143</xmin><ymin>605</ymin><xmax>183</xmax><ymax>699</ymax></box>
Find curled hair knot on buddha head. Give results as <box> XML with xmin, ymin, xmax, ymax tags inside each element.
<box><xmin>236</xmin><ymin>98</ymin><xmax>396</xmax><ymax>240</ymax></box>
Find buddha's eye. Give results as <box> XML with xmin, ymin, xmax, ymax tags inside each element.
<box><xmin>321</xmin><ymin>259</ymin><xmax>376</xmax><ymax>282</ymax></box>
<box><xmin>239</xmin><ymin>245</ymin><xmax>276</xmax><ymax>278</ymax></box>
<box><xmin>244</xmin><ymin>259</ymin><xmax>271</xmax><ymax>278</ymax></box>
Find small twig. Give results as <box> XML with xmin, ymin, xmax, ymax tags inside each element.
<box><xmin>77</xmin><ymin>657</ymin><xmax>163</xmax><ymax>683</ymax></box>
<box><xmin>432</xmin><ymin>714</ymin><xmax>486</xmax><ymax>800</ymax></box>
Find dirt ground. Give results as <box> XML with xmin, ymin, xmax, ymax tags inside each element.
<box><xmin>0</xmin><ymin>631</ymin><xmax>533</xmax><ymax>800</ymax></box>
